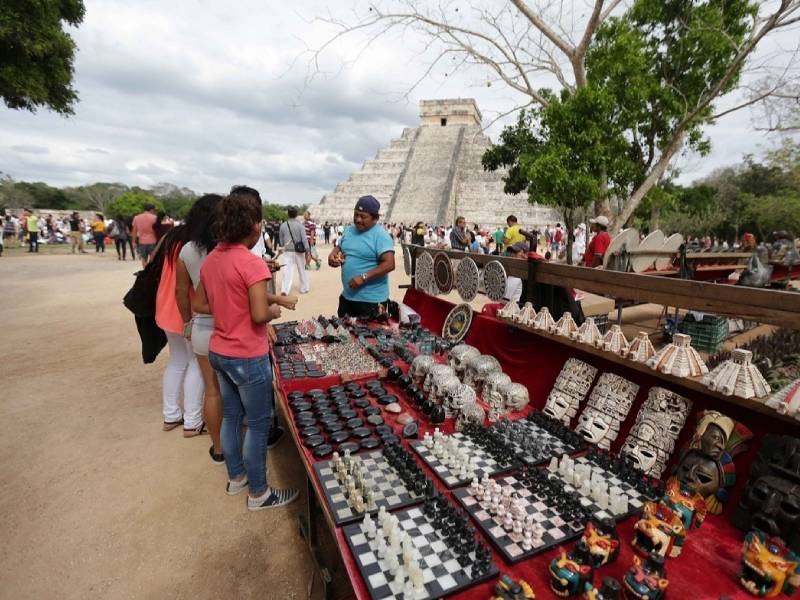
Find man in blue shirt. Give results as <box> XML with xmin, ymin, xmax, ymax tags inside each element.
<box><xmin>328</xmin><ymin>195</ymin><xmax>396</xmax><ymax>317</ymax></box>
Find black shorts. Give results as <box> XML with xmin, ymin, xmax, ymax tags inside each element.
<box><xmin>337</xmin><ymin>295</ymin><xmax>387</xmax><ymax>318</ymax></box>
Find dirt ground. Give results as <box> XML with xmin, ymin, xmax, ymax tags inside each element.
<box><xmin>0</xmin><ymin>242</ymin><xmax>412</xmax><ymax>600</ymax></box>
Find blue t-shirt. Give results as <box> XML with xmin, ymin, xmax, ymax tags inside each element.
<box><xmin>339</xmin><ymin>224</ymin><xmax>394</xmax><ymax>302</ymax></box>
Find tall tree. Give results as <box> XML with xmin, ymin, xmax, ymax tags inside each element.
<box><xmin>0</xmin><ymin>0</ymin><xmax>85</xmax><ymax>114</ymax></box>
<box><xmin>311</xmin><ymin>0</ymin><xmax>800</xmax><ymax>230</ymax></box>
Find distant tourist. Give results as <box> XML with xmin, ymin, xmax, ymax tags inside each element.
<box><xmin>91</xmin><ymin>213</ymin><xmax>106</xmax><ymax>253</ymax></box>
<box><xmin>323</xmin><ymin>221</ymin><xmax>331</xmax><ymax>244</ymax></box>
<box><xmin>304</xmin><ymin>210</ymin><xmax>321</xmax><ymax>270</ymax></box>
<box><xmin>24</xmin><ymin>209</ymin><xmax>39</xmax><ymax>253</ymax></box>
<box><xmin>68</xmin><ymin>212</ymin><xmax>87</xmax><ymax>254</ymax></box>
<box><xmin>450</xmin><ymin>216</ymin><xmax>468</xmax><ymax>251</ymax></box>
<box><xmin>411</xmin><ymin>221</ymin><xmax>425</xmax><ymax>246</ymax></box>
<box><xmin>584</xmin><ymin>216</ymin><xmax>611</xmax><ymax>267</ymax></box>
<box><xmin>503</xmin><ymin>215</ymin><xmax>535</xmax><ymax>252</ymax></box>
<box><xmin>132</xmin><ymin>203</ymin><xmax>158</xmax><ymax>267</ymax></box>
<box><xmin>328</xmin><ymin>195</ymin><xmax>395</xmax><ymax>318</ymax></box>
<box><xmin>109</xmin><ymin>215</ymin><xmax>131</xmax><ymax>260</ymax></box>
<box><xmin>278</xmin><ymin>206</ymin><xmax>311</xmax><ymax>295</ymax></box>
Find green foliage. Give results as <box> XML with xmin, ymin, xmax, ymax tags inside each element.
<box><xmin>14</xmin><ymin>181</ymin><xmax>70</xmax><ymax>209</ymax></box>
<box><xmin>65</xmin><ymin>182</ymin><xmax>128</xmax><ymax>211</ymax></box>
<box><xmin>262</xmin><ymin>204</ymin><xmax>288</xmax><ymax>222</ymax></box>
<box><xmin>0</xmin><ymin>0</ymin><xmax>85</xmax><ymax>114</ymax></box>
<box><xmin>108</xmin><ymin>191</ymin><xmax>163</xmax><ymax>219</ymax></box>
<box><xmin>742</xmin><ymin>193</ymin><xmax>800</xmax><ymax>239</ymax></box>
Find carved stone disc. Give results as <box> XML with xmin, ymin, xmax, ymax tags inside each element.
<box><xmin>402</xmin><ymin>246</ymin><xmax>412</xmax><ymax>276</ymax></box>
<box><xmin>415</xmin><ymin>251</ymin><xmax>435</xmax><ymax>295</ymax></box>
<box><xmin>482</xmin><ymin>260</ymin><xmax>507</xmax><ymax>301</ymax></box>
<box><xmin>433</xmin><ymin>252</ymin><xmax>454</xmax><ymax>294</ymax></box>
<box><xmin>455</xmin><ymin>257</ymin><xmax>479</xmax><ymax>302</ymax></box>
<box><xmin>442</xmin><ymin>303</ymin><xmax>473</xmax><ymax>344</ymax></box>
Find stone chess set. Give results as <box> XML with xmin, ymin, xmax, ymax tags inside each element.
<box><xmin>489</xmin><ymin>410</ymin><xmax>586</xmax><ymax>467</ymax></box>
<box><xmin>342</xmin><ymin>494</ymin><xmax>499</xmax><ymax>599</ymax></box>
<box><xmin>313</xmin><ymin>447</ymin><xmax>434</xmax><ymax>526</ymax></box>
<box><xmin>546</xmin><ymin>448</ymin><xmax>662</xmax><ymax>522</ymax></box>
<box><xmin>409</xmin><ymin>426</ymin><xmax>519</xmax><ymax>488</ymax></box>
<box><xmin>289</xmin><ymin>382</ymin><xmax>400</xmax><ymax>459</ymax></box>
<box><xmin>453</xmin><ymin>469</ymin><xmax>593</xmax><ymax>563</ymax></box>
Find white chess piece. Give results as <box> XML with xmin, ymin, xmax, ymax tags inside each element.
<box><xmin>363</xmin><ymin>513</ymin><xmax>376</xmax><ymax>539</ymax></box>
<box><xmin>410</xmin><ymin>563</ymin><xmax>425</xmax><ymax>592</ymax></box>
<box><xmin>423</xmin><ymin>432</ymin><xmax>433</xmax><ymax>448</ymax></box>
<box><xmin>403</xmin><ymin>579</ymin><xmax>416</xmax><ymax>598</ymax></box>
<box><xmin>394</xmin><ymin>565</ymin><xmax>407</xmax><ymax>587</ymax></box>
<box><xmin>503</xmin><ymin>510</ymin><xmax>513</xmax><ymax>531</ymax></box>
<box><xmin>533</xmin><ymin>524</ymin><xmax>544</xmax><ymax>544</ymax></box>
<box><xmin>386</xmin><ymin>553</ymin><xmax>400</xmax><ymax>575</ymax></box>
<box><xmin>580</xmin><ymin>478</ymin><xmax>592</xmax><ymax>497</ymax></box>
<box><xmin>521</xmin><ymin>527</ymin><xmax>533</xmax><ymax>550</ymax></box>
<box><xmin>377</xmin><ymin>536</ymin><xmax>388</xmax><ymax>559</ymax></box>
<box><xmin>548</xmin><ymin>456</ymin><xmax>559</xmax><ymax>473</ymax></box>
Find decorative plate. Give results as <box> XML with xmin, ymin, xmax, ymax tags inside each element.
<box><xmin>456</xmin><ymin>257</ymin><xmax>479</xmax><ymax>302</ymax></box>
<box><xmin>442</xmin><ymin>303</ymin><xmax>473</xmax><ymax>344</ymax></box>
<box><xmin>433</xmin><ymin>252</ymin><xmax>455</xmax><ymax>294</ymax></box>
<box><xmin>403</xmin><ymin>246</ymin><xmax>413</xmax><ymax>276</ymax></box>
<box><xmin>482</xmin><ymin>260</ymin><xmax>507</xmax><ymax>301</ymax></box>
<box><xmin>415</xmin><ymin>251</ymin><xmax>435</xmax><ymax>294</ymax></box>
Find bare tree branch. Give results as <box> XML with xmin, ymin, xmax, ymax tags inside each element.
<box><xmin>509</xmin><ymin>0</ymin><xmax>576</xmax><ymax>58</ymax></box>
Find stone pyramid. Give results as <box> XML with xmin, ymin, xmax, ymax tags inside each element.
<box><xmin>310</xmin><ymin>99</ymin><xmax>560</xmax><ymax>228</ymax></box>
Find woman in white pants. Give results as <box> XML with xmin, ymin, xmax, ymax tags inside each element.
<box><xmin>278</xmin><ymin>207</ymin><xmax>310</xmax><ymax>295</ymax></box>
<box><xmin>155</xmin><ymin>225</ymin><xmax>204</xmax><ymax>436</ymax></box>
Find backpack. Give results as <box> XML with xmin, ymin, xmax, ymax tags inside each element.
<box><xmin>555</xmin><ymin>228</ymin><xmax>563</xmax><ymax>243</ymax></box>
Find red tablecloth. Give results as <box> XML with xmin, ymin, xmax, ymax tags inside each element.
<box><xmin>273</xmin><ymin>289</ymin><xmax>799</xmax><ymax>599</ymax></box>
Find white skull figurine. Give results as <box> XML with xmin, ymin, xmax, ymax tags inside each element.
<box><xmin>432</xmin><ymin>373</ymin><xmax>461</xmax><ymax>405</ymax></box>
<box><xmin>464</xmin><ymin>354</ymin><xmax>501</xmax><ymax>392</ymax></box>
<box><xmin>455</xmin><ymin>399</ymin><xmax>486</xmax><ymax>432</ymax></box>
<box><xmin>449</xmin><ymin>344</ymin><xmax>480</xmax><ymax>380</ymax></box>
<box><xmin>423</xmin><ymin>364</ymin><xmax>455</xmax><ymax>394</ymax></box>
<box><xmin>483</xmin><ymin>371</ymin><xmax>512</xmax><ymax>401</ymax></box>
<box><xmin>448</xmin><ymin>383</ymin><xmax>477</xmax><ymax>417</ymax></box>
<box><xmin>502</xmin><ymin>382</ymin><xmax>530</xmax><ymax>412</ymax></box>
<box><xmin>409</xmin><ymin>355</ymin><xmax>436</xmax><ymax>385</ymax></box>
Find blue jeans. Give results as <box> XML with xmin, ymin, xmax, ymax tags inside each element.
<box><xmin>209</xmin><ymin>352</ymin><xmax>273</xmax><ymax>496</ymax></box>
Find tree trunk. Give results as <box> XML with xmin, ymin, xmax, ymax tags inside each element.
<box><xmin>564</xmin><ymin>209</ymin><xmax>575</xmax><ymax>265</ymax></box>
<box><xmin>650</xmin><ymin>204</ymin><xmax>660</xmax><ymax>231</ymax></box>
<box><xmin>595</xmin><ymin>172</ymin><xmax>611</xmax><ymax>220</ymax></box>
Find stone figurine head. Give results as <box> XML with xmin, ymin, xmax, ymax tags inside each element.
<box><xmin>448</xmin><ymin>344</ymin><xmax>480</xmax><ymax>379</ymax></box>
<box><xmin>732</xmin><ymin>434</ymin><xmax>800</xmax><ymax>554</ymax></box>
<box><xmin>409</xmin><ymin>355</ymin><xmax>435</xmax><ymax>384</ymax></box>
<box><xmin>674</xmin><ymin>410</ymin><xmax>752</xmax><ymax>515</ymax></box>
<box><xmin>463</xmin><ymin>354</ymin><xmax>501</xmax><ymax>392</ymax></box>
<box><xmin>739</xmin><ymin>529</ymin><xmax>800</xmax><ymax>598</ymax></box>
<box><xmin>423</xmin><ymin>363</ymin><xmax>454</xmax><ymax>393</ymax></box>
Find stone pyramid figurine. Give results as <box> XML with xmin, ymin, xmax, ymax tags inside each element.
<box><xmin>601</xmin><ymin>325</ymin><xmax>629</xmax><ymax>355</ymax></box>
<box><xmin>531</xmin><ymin>306</ymin><xmax>556</xmax><ymax>332</ymax></box>
<box><xmin>572</xmin><ymin>316</ymin><xmax>603</xmax><ymax>346</ymax></box>
<box><xmin>702</xmin><ymin>349</ymin><xmax>771</xmax><ymax>399</ymax></box>
<box><xmin>627</xmin><ymin>331</ymin><xmax>656</xmax><ymax>363</ymax></box>
<box><xmin>516</xmin><ymin>302</ymin><xmax>537</xmax><ymax>326</ymax></box>
<box><xmin>647</xmin><ymin>333</ymin><xmax>708</xmax><ymax>378</ymax></box>
<box><xmin>498</xmin><ymin>300</ymin><xmax>520</xmax><ymax>320</ymax></box>
<box><xmin>553</xmin><ymin>312</ymin><xmax>577</xmax><ymax>338</ymax></box>
<box><xmin>764</xmin><ymin>378</ymin><xmax>800</xmax><ymax>421</ymax></box>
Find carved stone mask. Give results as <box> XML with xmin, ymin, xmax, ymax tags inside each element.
<box><xmin>676</xmin><ymin>450</ymin><xmax>722</xmax><ymax>499</ymax></box>
<box><xmin>622</xmin><ymin>438</ymin><xmax>660</xmax><ymax>475</ymax></box>
<box><xmin>577</xmin><ymin>409</ymin><xmax>615</xmax><ymax>448</ymax></box>
<box><xmin>544</xmin><ymin>390</ymin><xmax>576</xmax><ymax>423</ymax></box>
<box><xmin>700</xmin><ymin>424</ymin><xmax>727</xmax><ymax>460</ymax></box>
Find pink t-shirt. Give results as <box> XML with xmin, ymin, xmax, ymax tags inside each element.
<box><xmin>132</xmin><ymin>212</ymin><xmax>157</xmax><ymax>245</ymax></box>
<box><xmin>200</xmin><ymin>243</ymin><xmax>271</xmax><ymax>358</ymax></box>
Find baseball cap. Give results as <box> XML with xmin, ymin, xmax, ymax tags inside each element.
<box><xmin>589</xmin><ymin>215</ymin><xmax>609</xmax><ymax>226</ymax></box>
<box><xmin>510</xmin><ymin>241</ymin><xmax>529</xmax><ymax>253</ymax></box>
<box><xmin>355</xmin><ymin>195</ymin><xmax>381</xmax><ymax>216</ymax></box>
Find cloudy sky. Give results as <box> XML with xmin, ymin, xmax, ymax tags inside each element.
<box><xmin>0</xmin><ymin>0</ymin><xmax>795</xmax><ymax>205</ymax></box>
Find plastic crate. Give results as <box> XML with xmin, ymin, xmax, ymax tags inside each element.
<box><xmin>594</xmin><ymin>314</ymin><xmax>610</xmax><ymax>334</ymax></box>
<box><xmin>678</xmin><ymin>314</ymin><xmax>728</xmax><ymax>354</ymax></box>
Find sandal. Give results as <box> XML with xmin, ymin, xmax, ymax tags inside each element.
<box><xmin>183</xmin><ymin>422</ymin><xmax>207</xmax><ymax>438</ymax></box>
<box><xmin>163</xmin><ymin>419</ymin><xmax>184</xmax><ymax>431</ymax></box>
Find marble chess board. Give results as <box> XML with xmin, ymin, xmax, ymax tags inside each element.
<box><xmin>313</xmin><ymin>450</ymin><xmax>424</xmax><ymax>526</ymax></box>
<box><xmin>343</xmin><ymin>505</ymin><xmax>499</xmax><ymax>600</ymax></box>
<box><xmin>549</xmin><ymin>455</ymin><xmax>649</xmax><ymax>521</ymax></box>
<box><xmin>409</xmin><ymin>433</ymin><xmax>517</xmax><ymax>489</ymax></box>
<box><xmin>490</xmin><ymin>419</ymin><xmax>584</xmax><ymax>467</ymax></box>
<box><xmin>453</xmin><ymin>475</ymin><xmax>586</xmax><ymax>563</ymax></box>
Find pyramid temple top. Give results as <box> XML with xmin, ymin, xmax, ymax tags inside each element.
<box><xmin>419</xmin><ymin>98</ymin><xmax>482</xmax><ymax>127</ymax></box>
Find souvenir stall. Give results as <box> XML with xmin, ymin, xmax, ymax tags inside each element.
<box><xmin>271</xmin><ymin>244</ymin><xmax>800</xmax><ymax>600</ymax></box>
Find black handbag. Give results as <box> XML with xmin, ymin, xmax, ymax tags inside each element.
<box><xmin>287</xmin><ymin>222</ymin><xmax>306</xmax><ymax>253</ymax></box>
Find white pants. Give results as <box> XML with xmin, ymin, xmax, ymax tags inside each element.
<box><xmin>281</xmin><ymin>251</ymin><xmax>309</xmax><ymax>294</ymax></box>
<box><xmin>163</xmin><ymin>331</ymin><xmax>204</xmax><ymax>428</ymax></box>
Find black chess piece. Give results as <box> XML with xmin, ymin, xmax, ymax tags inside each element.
<box><xmin>430</xmin><ymin>405</ymin><xmax>445</xmax><ymax>423</ymax></box>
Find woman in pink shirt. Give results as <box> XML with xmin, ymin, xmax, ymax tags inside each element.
<box><xmin>194</xmin><ymin>187</ymin><xmax>298</xmax><ymax>511</ymax></box>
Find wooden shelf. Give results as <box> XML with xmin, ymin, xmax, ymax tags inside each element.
<box><xmin>496</xmin><ymin>314</ymin><xmax>797</xmax><ymax>425</ymax></box>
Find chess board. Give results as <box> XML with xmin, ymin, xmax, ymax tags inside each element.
<box><xmin>313</xmin><ymin>450</ymin><xmax>425</xmax><ymax>526</ymax></box>
<box><xmin>409</xmin><ymin>434</ymin><xmax>517</xmax><ymax>488</ymax></box>
<box><xmin>552</xmin><ymin>456</ymin><xmax>648</xmax><ymax>521</ymax></box>
<box><xmin>490</xmin><ymin>419</ymin><xmax>584</xmax><ymax>467</ymax></box>
<box><xmin>343</xmin><ymin>505</ymin><xmax>499</xmax><ymax>600</ymax></box>
<box><xmin>453</xmin><ymin>475</ymin><xmax>586</xmax><ymax>563</ymax></box>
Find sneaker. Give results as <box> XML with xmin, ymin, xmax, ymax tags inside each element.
<box><xmin>226</xmin><ymin>477</ymin><xmax>248</xmax><ymax>496</ymax></box>
<box><xmin>247</xmin><ymin>487</ymin><xmax>300</xmax><ymax>511</ymax></box>
<box><xmin>267</xmin><ymin>426</ymin><xmax>285</xmax><ymax>449</ymax></box>
<box><xmin>208</xmin><ymin>446</ymin><xmax>224</xmax><ymax>465</ymax></box>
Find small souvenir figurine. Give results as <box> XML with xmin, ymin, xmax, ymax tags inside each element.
<box><xmin>491</xmin><ymin>574</ymin><xmax>537</xmax><ymax>600</ymax></box>
<box><xmin>576</xmin><ymin>516</ymin><xmax>620</xmax><ymax>567</ymax></box>
<box><xmin>662</xmin><ymin>477</ymin><xmax>707</xmax><ymax>531</ymax></box>
<box><xmin>646</xmin><ymin>332</ymin><xmax>708</xmax><ymax>378</ymax></box>
<box><xmin>532</xmin><ymin>306</ymin><xmax>556</xmax><ymax>332</ymax></box>
<box><xmin>554</xmin><ymin>312</ymin><xmax>578</xmax><ymax>338</ymax></box>
<box><xmin>632</xmin><ymin>498</ymin><xmax>687</xmax><ymax>558</ymax></box>
<box><xmin>739</xmin><ymin>529</ymin><xmax>800</xmax><ymax>598</ymax></box>
<box><xmin>549</xmin><ymin>545</ymin><xmax>593</xmax><ymax>597</ymax></box>
<box><xmin>622</xmin><ymin>552</ymin><xmax>669</xmax><ymax>600</ymax></box>
<box><xmin>764</xmin><ymin>378</ymin><xmax>800</xmax><ymax>421</ymax></box>
<box><xmin>626</xmin><ymin>331</ymin><xmax>656</xmax><ymax>363</ymax></box>
<box><xmin>584</xmin><ymin>577</ymin><xmax>622</xmax><ymax>600</ymax></box>
<box><xmin>600</xmin><ymin>325</ymin><xmax>629</xmax><ymax>356</ymax></box>
<box><xmin>703</xmin><ymin>348</ymin><xmax>771</xmax><ymax>399</ymax></box>
<box><xmin>673</xmin><ymin>409</ymin><xmax>752</xmax><ymax>515</ymax></box>
<box><xmin>516</xmin><ymin>301</ymin><xmax>537</xmax><ymax>326</ymax></box>
<box><xmin>573</xmin><ymin>317</ymin><xmax>603</xmax><ymax>346</ymax></box>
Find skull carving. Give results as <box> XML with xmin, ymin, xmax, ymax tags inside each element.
<box><xmin>449</xmin><ymin>344</ymin><xmax>480</xmax><ymax>380</ymax></box>
<box><xmin>455</xmin><ymin>399</ymin><xmax>486</xmax><ymax>432</ymax></box>
<box><xmin>502</xmin><ymin>382</ymin><xmax>530</xmax><ymax>412</ymax></box>
<box><xmin>483</xmin><ymin>371</ymin><xmax>512</xmax><ymax>401</ymax></box>
<box><xmin>447</xmin><ymin>383</ymin><xmax>477</xmax><ymax>418</ymax></box>
<box><xmin>463</xmin><ymin>354</ymin><xmax>501</xmax><ymax>392</ymax></box>
<box><xmin>423</xmin><ymin>363</ymin><xmax>455</xmax><ymax>393</ymax></box>
<box><xmin>621</xmin><ymin>388</ymin><xmax>691</xmax><ymax>477</ymax></box>
<box><xmin>432</xmin><ymin>373</ymin><xmax>460</xmax><ymax>405</ymax></box>
<box><xmin>409</xmin><ymin>355</ymin><xmax>435</xmax><ymax>385</ymax></box>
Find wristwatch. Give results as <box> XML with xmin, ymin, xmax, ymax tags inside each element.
<box><xmin>361</xmin><ymin>272</ymin><xmax>369</xmax><ymax>282</ymax></box>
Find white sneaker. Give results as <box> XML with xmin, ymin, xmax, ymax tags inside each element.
<box><xmin>247</xmin><ymin>487</ymin><xmax>300</xmax><ymax>511</ymax></box>
<box><xmin>226</xmin><ymin>477</ymin><xmax>248</xmax><ymax>496</ymax></box>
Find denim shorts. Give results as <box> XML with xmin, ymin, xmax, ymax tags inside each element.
<box><xmin>138</xmin><ymin>243</ymin><xmax>156</xmax><ymax>260</ymax></box>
